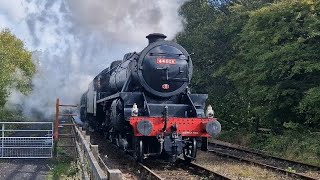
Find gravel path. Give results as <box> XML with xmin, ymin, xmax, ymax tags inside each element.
<box><xmin>196</xmin><ymin>151</ymin><xmax>295</xmax><ymax>180</ymax></box>
<box><xmin>0</xmin><ymin>159</ymin><xmax>51</xmax><ymax>180</ymax></box>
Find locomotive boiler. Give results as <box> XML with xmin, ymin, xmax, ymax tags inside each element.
<box><xmin>80</xmin><ymin>33</ymin><xmax>221</xmax><ymax>162</ymax></box>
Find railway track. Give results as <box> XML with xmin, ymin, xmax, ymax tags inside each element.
<box><xmin>138</xmin><ymin>159</ymin><xmax>230</xmax><ymax>180</ymax></box>
<box><xmin>208</xmin><ymin>140</ymin><xmax>320</xmax><ymax>180</ymax></box>
<box><xmin>89</xmin><ymin>132</ymin><xmax>230</xmax><ymax>179</ymax></box>
<box><xmin>87</xmin><ymin>130</ymin><xmax>319</xmax><ymax>179</ymax></box>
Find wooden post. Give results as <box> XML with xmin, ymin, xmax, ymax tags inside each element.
<box><xmin>54</xmin><ymin>98</ymin><xmax>60</xmax><ymax>157</ymax></box>
<box><xmin>54</xmin><ymin>98</ymin><xmax>60</xmax><ymax>141</ymax></box>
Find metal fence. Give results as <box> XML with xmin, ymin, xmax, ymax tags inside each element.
<box><xmin>0</xmin><ymin>122</ymin><xmax>53</xmax><ymax>158</ymax></box>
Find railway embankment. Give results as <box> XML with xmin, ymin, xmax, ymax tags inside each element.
<box><xmin>216</xmin><ymin>130</ymin><xmax>320</xmax><ymax>167</ymax></box>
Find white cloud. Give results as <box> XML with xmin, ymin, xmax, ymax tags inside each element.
<box><xmin>2</xmin><ymin>0</ymin><xmax>187</xmax><ymax>119</ymax></box>
<box><xmin>0</xmin><ymin>0</ymin><xmax>26</xmax><ymax>22</ymax></box>
<box><xmin>0</xmin><ymin>15</ymin><xmax>11</xmax><ymax>29</ymax></box>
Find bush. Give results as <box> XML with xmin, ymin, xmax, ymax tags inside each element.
<box><xmin>219</xmin><ymin>129</ymin><xmax>320</xmax><ymax>166</ymax></box>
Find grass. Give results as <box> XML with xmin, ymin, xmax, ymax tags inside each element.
<box><xmin>217</xmin><ymin>128</ymin><xmax>320</xmax><ymax>166</ymax></box>
<box><xmin>48</xmin><ymin>129</ymin><xmax>80</xmax><ymax>180</ymax></box>
<box><xmin>47</xmin><ymin>157</ymin><xmax>80</xmax><ymax>180</ymax></box>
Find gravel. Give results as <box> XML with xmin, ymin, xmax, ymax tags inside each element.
<box><xmin>89</xmin><ymin>133</ymin><xmax>139</xmax><ymax>180</ymax></box>
<box><xmin>195</xmin><ymin>151</ymin><xmax>295</xmax><ymax>180</ymax></box>
<box><xmin>88</xmin><ymin>133</ymin><xmax>314</xmax><ymax>180</ymax></box>
<box><xmin>208</xmin><ymin>140</ymin><xmax>320</xmax><ymax>179</ymax></box>
<box><xmin>0</xmin><ymin>159</ymin><xmax>51</xmax><ymax>180</ymax></box>
<box><xmin>89</xmin><ymin>133</ymin><xmax>219</xmax><ymax>180</ymax></box>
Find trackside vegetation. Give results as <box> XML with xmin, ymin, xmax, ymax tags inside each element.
<box><xmin>177</xmin><ymin>0</ymin><xmax>320</xmax><ymax>165</ymax></box>
<box><xmin>0</xmin><ymin>29</ymin><xmax>36</xmax><ymax>120</ymax></box>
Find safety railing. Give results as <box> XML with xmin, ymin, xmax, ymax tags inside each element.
<box><xmin>73</xmin><ymin>123</ymin><xmax>122</xmax><ymax>180</ymax></box>
<box><xmin>0</xmin><ymin>121</ymin><xmax>53</xmax><ymax>158</ymax></box>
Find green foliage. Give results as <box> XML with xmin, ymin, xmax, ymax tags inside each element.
<box><xmin>48</xmin><ymin>159</ymin><xmax>79</xmax><ymax>180</ymax></box>
<box><xmin>177</xmin><ymin>0</ymin><xmax>320</xmax><ymax>130</ymax></box>
<box><xmin>218</xmin><ymin>130</ymin><xmax>320</xmax><ymax>166</ymax></box>
<box><xmin>252</xmin><ymin>131</ymin><xmax>320</xmax><ymax>166</ymax></box>
<box><xmin>224</xmin><ymin>0</ymin><xmax>320</xmax><ymax>128</ymax></box>
<box><xmin>0</xmin><ymin>108</ymin><xmax>27</xmax><ymax>122</ymax></box>
<box><xmin>298</xmin><ymin>87</ymin><xmax>320</xmax><ymax>125</ymax></box>
<box><xmin>0</xmin><ymin>29</ymin><xmax>36</xmax><ymax>107</ymax></box>
<box><xmin>177</xmin><ymin>0</ymin><xmax>274</xmax><ymax>129</ymax></box>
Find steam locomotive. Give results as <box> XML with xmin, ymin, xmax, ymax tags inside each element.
<box><xmin>80</xmin><ymin>33</ymin><xmax>221</xmax><ymax>162</ymax></box>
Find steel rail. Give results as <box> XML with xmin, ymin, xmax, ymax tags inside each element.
<box><xmin>208</xmin><ymin>142</ymin><xmax>319</xmax><ymax>180</ymax></box>
<box><xmin>93</xmin><ymin>130</ymin><xmax>230</xmax><ymax>179</ymax></box>
<box><xmin>102</xmin><ymin>142</ymin><xmax>231</xmax><ymax>180</ymax></box>
<box><xmin>137</xmin><ymin>162</ymin><xmax>164</xmax><ymax>180</ymax></box>
<box><xmin>188</xmin><ymin>161</ymin><xmax>231</xmax><ymax>180</ymax></box>
<box><xmin>139</xmin><ymin>158</ymin><xmax>231</xmax><ymax>180</ymax></box>
<box><xmin>209</xmin><ymin>140</ymin><xmax>320</xmax><ymax>171</ymax></box>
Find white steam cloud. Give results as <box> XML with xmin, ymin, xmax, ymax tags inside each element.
<box><xmin>0</xmin><ymin>0</ymin><xmax>187</xmax><ymax>119</ymax></box>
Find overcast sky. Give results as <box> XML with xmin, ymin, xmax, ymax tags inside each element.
<box><xmin>0</xmin><ymin>0</ymin><xmax>187</xmax><ymax>118</ymax></box>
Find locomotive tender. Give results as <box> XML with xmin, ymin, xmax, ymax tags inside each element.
<box><xmin>80</xmin><ymin>33</ymin><xmax>221</xmax><ymax>162</ymax></box>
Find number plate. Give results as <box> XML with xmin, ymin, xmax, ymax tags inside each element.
<box><xmin>156</xmin><ymin>58</ymin><xmax>176</xmax><ymax>64</ymax></box>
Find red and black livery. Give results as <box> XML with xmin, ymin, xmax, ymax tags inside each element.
<box><xmin>80</xmin><ymin>33</ymin><xmax>221</xmax><ymax>162</ymax></box>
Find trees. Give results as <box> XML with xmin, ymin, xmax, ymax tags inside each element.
<box><xmin>177</xmin><ymin>0</ymin><xmax>272</xmax><ymax>129</ymax></box>
<box><xmin>177</xmin><ymin>0</ymin><xmax>233</xmax><ymax>127</ymax></box>
<box><xmin>0</xmin><ymin>29</ymin><xmax>35</xmax><ymax>107</ymax></box>
<box><xmin>177</xmin><ymin>0</ymin><xmax>320</xmax><ymax>130</ymax></box>
<box><xmin>225</xmin><ymin>0</ymin><xmax>320</xmax><ymax>128</ymax></box>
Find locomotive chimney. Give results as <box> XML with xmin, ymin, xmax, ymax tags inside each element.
<box><xmin>146</xmin><ymin>33</ymin><xmax>167</xmax><ymax>44</ymax></box>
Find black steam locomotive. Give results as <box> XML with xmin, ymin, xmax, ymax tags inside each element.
<box><xmin>80</xmin><ymin>33</ymin><xmax>221</xmax><ymax>162</ymax></box>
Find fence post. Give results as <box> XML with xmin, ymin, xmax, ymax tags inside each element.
<box><xmin>54</xmin><ymin>98</ymin><xmax>60</xmax><ymax>141</ymax></box>
<box><xmin>85</xmin><ymin>135</ymin><xmax>90</xmax><ymax>143</ymax></box>
<box><xmin>1</xmin><ymin>123</ymin><xmax>4</xmax><ymax>157</ymax></box>
<box><xmin>91</xmin><ymin>145</ymin><xmax>99</xmax><ymax>160</ymax></box>
<box><xmin>108</xmin><ymin>169</ymin><xmax>122</xmax><ymax>180</ymax></box>
<box><xmin>53</xmin><ymin>98</ymin><xmax>60</xmax><ymax>157</ymax></box>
